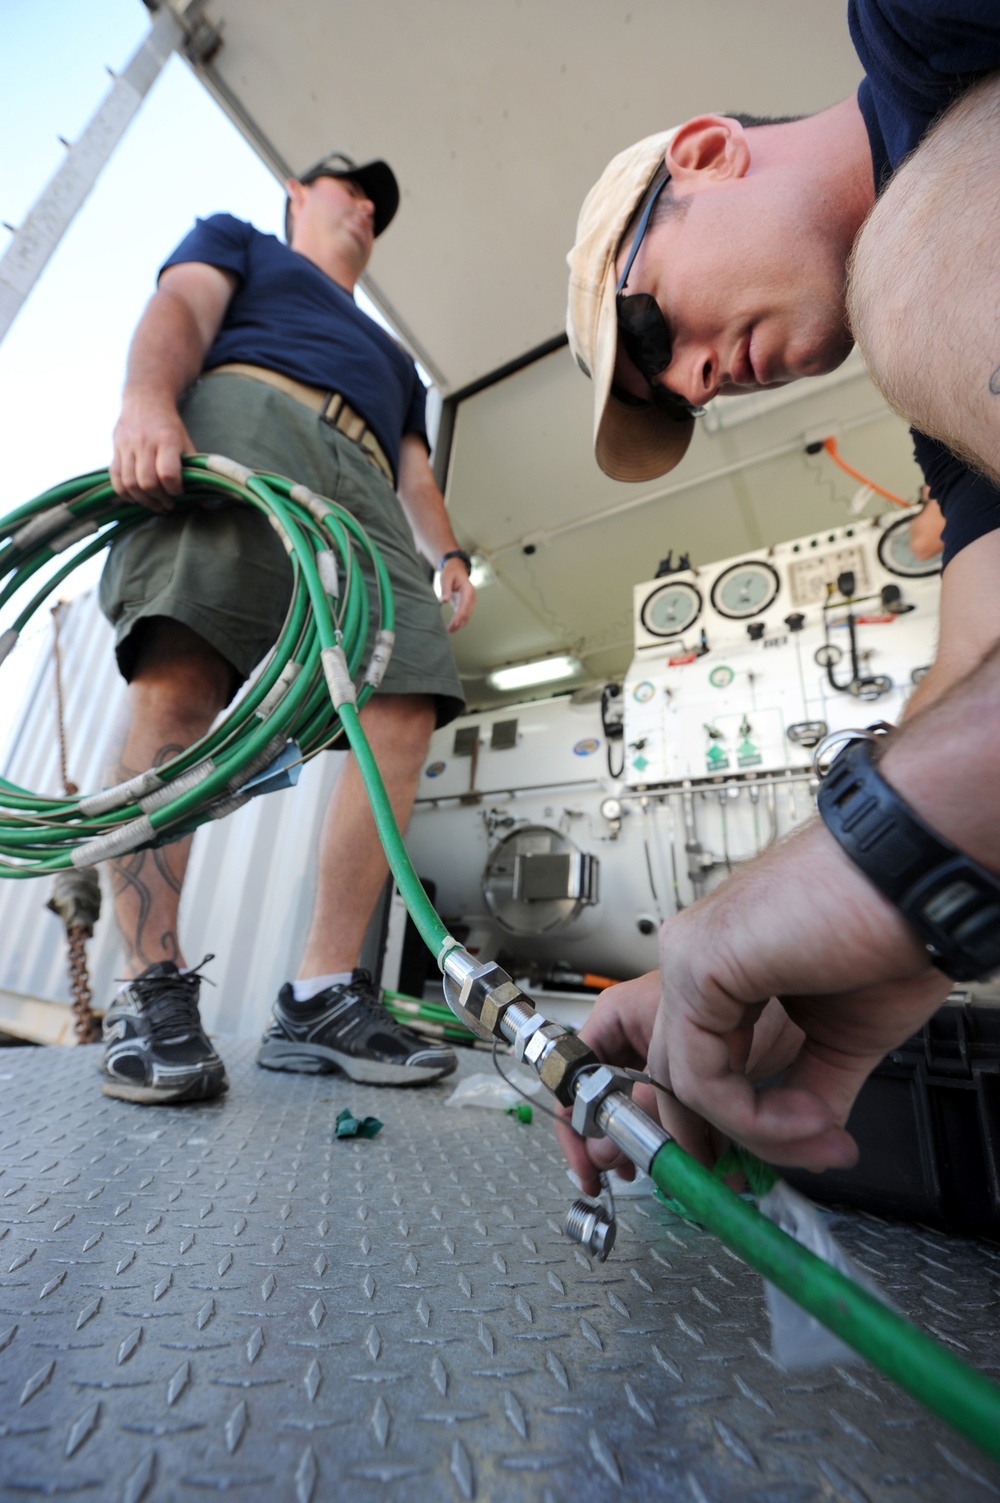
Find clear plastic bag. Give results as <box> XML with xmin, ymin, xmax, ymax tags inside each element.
<box><xmin>444</xmin><ymin>1067</ymin><xmax>541</xmax><ymax>1111</ymax></box>
<box><xmin>758</xmin><ymin>1179</ymin><xmax>893</xmax><ymax>1370</ymax></box>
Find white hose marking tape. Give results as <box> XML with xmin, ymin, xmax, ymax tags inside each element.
<box><xmin>322</xmin><ymin>646</ymin><xmax>357</xmax><ymax>708</ymax></box>
<box><xmin>0</xmin><ymin>628</ymin><xmax>18</xmax><ymax>666</ymax></box>
<box><xmin>139</xmin><ymin>760</ymin><xmax>215</xmax><ymax>814</ymax></box>
<box><xmin>364</xmin><ymin>629</ymin><xmax>395</xmax><ymax>689</ymax></box>
<box><xmin>317</xmin><ymin>550</ymin><xmax>339</xmax><ymax>599</ymax></box>
<box><xmin>290</xmin><ymin>483</ymin><xmax>321</xmax><ymax>506</ymax></box>
<box><xmin>268</xmin><ymin>513</ymin><xmax>295</xmax><ymax>553</ymax></box>
<box><xmin>303</xmin><ymin>493</ymin><xmax>336</xmax><ymax>524</ymax></box>
<box><xmin>227</xmin><ymin>734</ymin><xmax>288</xmax><ymax>792</ymax></box>
<box><xmin>255</xmin><ymin>661</ymin><xmax>302</xmax><ymax>720</ymax></box>
<box><xmin>73</xmin><ymin>815</ymin><xmax>155</xmax><ymax>868</ymax></box>
<box><xmin>204</xmin><ymin>454</ymin><xmax>254</xmax><ymax>486</ymax></box>
<box><xmin>50</xmin><ymin>519</ymin><xmax>100</xmax><ymax>554</ymax></box>
<box><xmin>208</xmin><ymin>792</ymin><xmax>249</xmax><ymax>820</ymax></box>
<box><xmin>78</xmin><ymin>767</ymin><xmax>164</xmax><ymax>817</ymax></box>
<box><xmin>11</xmin><ymin>504</ymin><xmax>75</xmax><ymax>552</ymax></box>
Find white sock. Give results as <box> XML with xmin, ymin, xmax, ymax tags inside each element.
<box><xmin>291</xmin><ymin>971</ymin><xmax>353</xmax><ymax>1003</ymax></box>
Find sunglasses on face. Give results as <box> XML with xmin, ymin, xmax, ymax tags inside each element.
<box><xmin>615</xmin><ymin>174</ymin><xmax>705</xmax><ymax>421</ymax></box>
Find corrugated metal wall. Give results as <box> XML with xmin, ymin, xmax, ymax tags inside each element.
<box><xmin>0</xmin><ymin>589</ymin><xmax>350</xmax><ymax>1039</ymax></box>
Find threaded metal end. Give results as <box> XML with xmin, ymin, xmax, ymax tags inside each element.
<box><xmin>564</xmin><ymin>1197</ymin><xmax>616</xmax><ymax>1261</ymax></box>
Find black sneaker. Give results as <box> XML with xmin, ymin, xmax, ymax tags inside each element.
<box><xmin>257</xmin><ymin>969</ymin><xmax>457</xmax><ymax>1085</ymax></box>
<box><xmin>101</xmin><ymin>957</ymin><xmax>228</xmax><ymax>1105</ymax></box>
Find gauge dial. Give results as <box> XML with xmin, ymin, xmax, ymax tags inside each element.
<box><xmin>710</xmin><ymin>559</ymin><xmax>780</xmax><ymax>619</ymax></box>
<box><xmin>877</xmin><ymin>515</ymin><xmax>943</xmax><ymax>577</ymax></box>
<box><xmin>640</xmin><ymin>580</ymin><xmax>702</xmax><ymax>638</ymax></box>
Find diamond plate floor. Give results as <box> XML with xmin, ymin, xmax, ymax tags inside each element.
<box><xmin>1</xmin><ymin>1041</ymin><xmax>999</xmax><ymax>1503</ymax></box>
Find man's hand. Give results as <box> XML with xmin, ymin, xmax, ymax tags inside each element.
<box><xmin>395</xmin><ymin>435</ymin><xmax>478</xmax><ymax>633</ymax></box>
<box><xmin>557</xmin><ymin>817</ymin><xmax>952</xmax><ymax>1183</ymax></box>
<box><xmin>110</xmin><ymin>397</ymin><xmax>194</xmax><ymax>512</ymax></box>
<box><xmin>109</xmin><ymin>262</ymin><xmax>236</xmax><ymax>512</ymax></box>
<box><xmin>438</xmin><ymin>557</ymin><xmax>476</xmax><ymax>632</ymax></box>
<box><xmin>648</xmin><ymin>820</ymin><xmax>951</xmax><ymax>1171</ymax></box>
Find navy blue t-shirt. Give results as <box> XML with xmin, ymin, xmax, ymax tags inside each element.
<box><xmin>848</xmin><ymin>0</ymin><xmax>1000</xmax><ymax>566</ymax></box>
<box><xmin>160</xmin><ymin>214</ymin><xmax>427</xmax><ymax>485</ymax></box>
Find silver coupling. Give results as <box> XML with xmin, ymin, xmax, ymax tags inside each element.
<box><xmin>564</xmin><ymin>1197</ymin><xmax>616</xmax><ymax>1261</ymax></box>
<box><xmin>570</xmin><ymin>1064</ymin><xmax>634</xmax><ymax>1139</ymax></box>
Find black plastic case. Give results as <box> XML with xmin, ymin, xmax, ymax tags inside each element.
<box><xmin>786</xmin><ymin>1002</ymin><xmax>1000</xmax><ymax>1237</ymax></box>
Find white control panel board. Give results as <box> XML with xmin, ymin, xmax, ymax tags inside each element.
<box><xmin>624</xmin><ymin>511</ymin><xmax>941</xmax><ymax>785</ymax></box>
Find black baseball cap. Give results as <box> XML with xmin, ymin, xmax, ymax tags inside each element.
<box><xmin>285</xmin><ymin>152</ymin><xmax>400</xmax><ymax>241</ymax></box>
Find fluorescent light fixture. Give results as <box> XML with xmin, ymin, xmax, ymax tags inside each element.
<box><xmin>487</xmin><ymin>654</ymin><xmax>584</xmax><ymax>692</ymax></box>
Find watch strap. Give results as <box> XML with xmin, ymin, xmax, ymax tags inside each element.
<box><xmin>438</xmin><ymin>549</ymin><xmax>473</xmax><ymax>575</ymax></box>
<box><xmin>817</xmin><ymin>736</ymin><xmax>1000</xmax><ymax>982</ymax></box>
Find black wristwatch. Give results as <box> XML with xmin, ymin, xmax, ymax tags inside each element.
<box><xmin>817</xmin><ymin>735</ymin><xmax>1000</xmax><ymax>982</ymax></box>
<box><xmin>438</xmin><ymin>549</ymin><xmax>473</xmax><ymax>575</ymax></box>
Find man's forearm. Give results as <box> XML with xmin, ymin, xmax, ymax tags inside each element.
<box><xmin>880</xmin><ymin>637</ymin><xmax>1000</xmax><ymax>871</ymax></box>
<box><xmin>121</xmin><ymin>287</ymin><xmax>209</xmax><ymax>409</ymax></box>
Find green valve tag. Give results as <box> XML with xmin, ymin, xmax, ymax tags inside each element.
<box><xmin>737</xmin><ymin>739</ymin><xmax>762</xmax><ymax>767</ymax></box>
<box><xmin>335</xmin><ymin>1108</ymin><xmax>384</xmax><ymax>1140</ymax></box>
<box><xmin>706</xmin><ymin>744</ymin><xmax>729</xmax><ymax>770</ymax></box>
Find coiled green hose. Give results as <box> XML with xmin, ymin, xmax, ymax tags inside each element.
<box><xmin>3</xmin><ymin>462</ymin><xmax>1000</xmax><ymax>1464</ymax></box>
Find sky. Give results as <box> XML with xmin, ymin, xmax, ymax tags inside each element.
<box><xmin>0</xmin><ymin>0</ymin><xmax>378</xmax><ymax>762</ymax></box>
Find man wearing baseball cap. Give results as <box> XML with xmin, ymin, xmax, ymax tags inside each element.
<box><xmin>560</xmin><ymin>0</ymin><xmax>1000</xmax><ymax>1184</ymax></box>
<box><xmin>100</xmin><ymin>152</ymin><xmax>476</xmax><ymax>1104</ymax></box>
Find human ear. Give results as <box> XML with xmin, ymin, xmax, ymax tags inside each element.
<box><xmin>666</xmin><ymin>116</ymin><xmax>750</xmax><ymax>185</ymax></box>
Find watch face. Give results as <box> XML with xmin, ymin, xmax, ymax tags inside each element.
<box><xmin>877</xmin><ymin>514</ymin><xmax>943</xmax><ymax>577</ymax></box>
<box><xmin>710</xmin><ymin>559</ymin><xmax>780</xmax><ymax>619</ymax></box>
<box><xmin>640</xmin><ymin>580</ymin><xmax>702</xmax><ymax>638</ymax></box>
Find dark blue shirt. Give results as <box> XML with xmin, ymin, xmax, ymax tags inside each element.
<box><xmin>161</xmin><ymin>214</ymin><xmax>427</xmax><ymax>485</ymax></box>
<box><xmin>848</xmin><ymin>0</ymin><xmax>1000</xmax><ymax>565</ymax></box>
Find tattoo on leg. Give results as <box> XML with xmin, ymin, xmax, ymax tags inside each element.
<box><xmin>109</xmin><ymin>744</ymin><xmax>190</xmax><ymax>973</ymax></box>
<box><xmin>153</xmin><ymin>845</ymin><xmax>184</xmax><ymax>897</ymax></box>
<box><xmin>110</xmin><ymin>850</ymin><xmax>181</xmax><ymax>972</ymax></box>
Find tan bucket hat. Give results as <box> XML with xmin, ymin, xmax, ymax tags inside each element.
<box><xmin>567</xmin><ymin>128</ymin><xmax>696</xmax><ymax>483</ymax></box>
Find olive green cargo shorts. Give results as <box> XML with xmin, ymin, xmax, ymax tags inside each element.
<box><xmin>99</xmin><ymin>374</ymin><xmax>465</xmax><ymax>728</ymax></box>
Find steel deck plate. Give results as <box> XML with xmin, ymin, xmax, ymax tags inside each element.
<box><xmin>1</xmin><ymin>1041</ymin><xmax>999</xmax><ymax>1502</ymax></box>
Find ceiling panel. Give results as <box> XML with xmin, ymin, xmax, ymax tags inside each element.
<box><xmin>176</xmin><ymin>0</ymin><xmax>864</xmax><ymax>392</ymax></box>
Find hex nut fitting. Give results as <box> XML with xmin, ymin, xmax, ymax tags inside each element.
<box><xmin>570</xmin><ymin>1063</ymin><xmax>633</xmax><ymax>1137</ymax></box>
<box><xmin>524</xmin><ymin>1022</ymin><xmax>565</xmax><ymax>1069</ymax></box>
<box><xmin>478</xmin><ymin>979</ymin><xmax>525</xmax><ymax>1037</ymax></box>
<box><xmin>511</xmin><ymin>1011</ymin><xmax>549</xmax><ymax>1063</ymax></box>
<box><xmin>539</xmin><ymin>1034</ymin><xmax>601</xmax><ymax>1107</ymax></box>
<box><xmin>457</xmin><ymin>962</ymin><xmax>523</xmax><ymax>1039</ymax></box>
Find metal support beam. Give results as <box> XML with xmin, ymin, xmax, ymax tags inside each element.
<box><xmin>0</xmin><ymin>6</ymin><xmax>183</xmax><ymax>345</ymax></box>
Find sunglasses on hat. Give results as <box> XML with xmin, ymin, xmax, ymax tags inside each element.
<box><xmin>614</xmin><ymin>174</ymin><xmax>706</xmax><ymax>422</ymax></box>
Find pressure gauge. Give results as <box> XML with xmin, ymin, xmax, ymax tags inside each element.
<box><xmin>639</xmin><ymin>580</ymin><xmax>702</xmax><ymax>638</ymax></box>
<box><xmin>877</xmin><ymin>514</ymin><xmax>943</xmax><ymax>577</ymax></box>
<box><xmin>710</xmin><ymin>559</ymin><xmax>780</xmax><ymax>619</ymax></box>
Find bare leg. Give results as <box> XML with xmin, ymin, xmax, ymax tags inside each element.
<box><xmin>848</xmin><ymin>73</ymin><xmax>1000</xmax><ymax>486</ymax></box>
<box><xmin>109</xmin><ymin>619</ymin><xmax>235</xmax><ymax>978</ymax></box>
<box><xmin>297</xmin><ymin>693</ymin><xmax>436</xmax><ymax>978</ymax></box>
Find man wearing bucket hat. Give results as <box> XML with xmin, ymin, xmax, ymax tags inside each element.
<box><xmin>101</xmin><ymin>152</ymin><xmax>475</xmax><ymax>1104</ymax></box>
<box><xmin>560</xmin><ymin>0</ymin><xmax>1000</xmax><ymax>1180</ymax></box>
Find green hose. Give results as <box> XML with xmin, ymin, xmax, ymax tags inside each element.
<box><xmin>0</xmin><ymin>457</ymin><xmax>394</xmax><ymax>872</ymax></box>
<box><xmin>650</xmin><ymin>1140</ymin><xmax>1000</xmax><ymax>1463</ymax></box>
<box><xmin>3</xmin><ymin>461</ymin><xmax>1000</xmax><ymax>1463</ymax></box>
